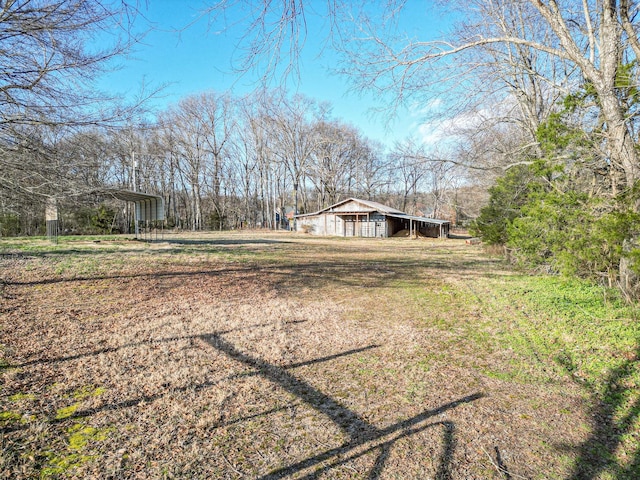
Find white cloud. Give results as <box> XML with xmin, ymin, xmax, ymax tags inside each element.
<box><xmin>407</xmin><ymin>98</ymin><xmax>444</xmax><ymax>119</ymax></box>
<box><xmin>414</xmin><ymin>108</ymin><xmax>491</xmax><ymax>147</ymax></box>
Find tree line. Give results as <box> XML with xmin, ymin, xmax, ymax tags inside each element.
<box><xmin>1</xmin><ymin>87</ymin><xmax>479</xmax><ymax>236</ymax></box>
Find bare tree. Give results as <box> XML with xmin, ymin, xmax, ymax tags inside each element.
<box><xmin>157</xmin><ymin>92</ymin><xmax>234</xmax><ymax>230</ymax></box>
<box><xmin>203</xmin><ymin>1</ymin><xmax>640</xmax><ymax>183</ymax></box>
<box><xmin>0</xmin><ymin>0</ymin><xmax>142</xmax><ymax>130</ymax></box>
<box><xmin>202</xmin><ymin>0</ymin><xmax>346</xmax><ymax>84</ymax></box>
<box><xmin>389</xmin><ymin>138</ymin><xmax>429</xmax><ymax>214</ymax></box>
<box><xmin>263</xmin><ymin>93</ymin><xmax>322</xmax><ymax>225</ymax></box>
<box><xmin>340</xmin><ymin>1</ymin><xmax>640</xmax><ymax>185</ymax></box>
<box><xmin>354</xmin><ymin>138</ymin><xmax>392</xmax><ymax>200</ymax></box>
<box><xmin>228</xmin><ymin>96</ymin><xmax>265</xmax><ymax>228</ymax></box>
<box><xmin>0</xmin><ymin>0</ymin><xmax>145</xmax><ymax>233</ymax></box>
<box><xmin>200</xmin><ymin>93</ymin><xmax>234</xmax><ymax>230</ymax></box>
<box><xmin>308</xmin><ymin>119</ymin><xmax>367</xmax><ymax>209</ymax></box>
<box><xmin>161</xmin><ymin>99</ymin><xmax>207</xmax><ymax>230</ymax></box>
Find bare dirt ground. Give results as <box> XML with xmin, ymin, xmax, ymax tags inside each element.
<box><xmin>0</xmin><ymin>232</ymin><xmax>594</xmax><ymax>478</ymax></box>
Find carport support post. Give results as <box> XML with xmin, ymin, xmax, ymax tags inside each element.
<box><xmin>132</xmin><ymin>152</ymin><xmax>139</xmax><ymax>239</ymax></box>
<box><xmin>45</xmin><ymin>197</ymin><xmax>58</xmax><ymax>244</ymax></box>
<box><xmin>146</xmin><ymin>199</ymin><xmax>151</xmax><ymax>240</ymax></box>
<box><xmin>134</xmin><ymin>201</ymin><xmax>139</xmax><ymax>239</ymax></box>
<box><xmin>293</xmin><ymin>181</ymin><xmax>298</xmax><ymax>232</ymax></box>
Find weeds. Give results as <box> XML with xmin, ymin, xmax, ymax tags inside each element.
<box><xmin>486</xmin><ymin>275</ymin><xmax>640</xmax><ymax>390</ymax></box>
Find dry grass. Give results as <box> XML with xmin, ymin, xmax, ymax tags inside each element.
<box><xmin>0</xmin><ymin>232</ymin><xmax>608</xmax><ymax>478</ymax></box>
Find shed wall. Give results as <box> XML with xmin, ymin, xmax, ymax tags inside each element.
<box><xmin>333</xmin><ymin>200</ymin><xmax>375</xmax><ymax>213</ymax></box>
<box><xmin>297</xmin><ymin>214</ymin><xmax>345</xmax><ymax>236</ymax></box>
<box><xmin>298</xmin><ymin>213</ymin><xmax>389</xmax><ymax>237</ymax></box>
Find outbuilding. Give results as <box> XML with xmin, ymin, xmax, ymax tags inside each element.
<box><xmin>294</xmin><ymin>198</ymin><xmax>450</xmax><ymax>238</ymax></box>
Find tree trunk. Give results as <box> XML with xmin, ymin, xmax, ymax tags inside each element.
<box><xmin>596</xmin><ymin>89</ymin><xmax>640</xmax><ymax>298</ymax></box>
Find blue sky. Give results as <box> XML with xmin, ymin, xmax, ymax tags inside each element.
<box><xmin>97</xmin><ymin>1</ymin><xmax>452</xmax><ymax>149</ymax></box>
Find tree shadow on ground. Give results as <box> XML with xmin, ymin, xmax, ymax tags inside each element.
<box><xmin>557</xmin><ymin>344</ymin><xmax>640</xmax><ymax>479</ymax></box>
<box><xmin>447</xmin><ymin>233</ymin><xmax>473</xmax><ymax>240</ymax></box>
<box><xmin>5</xmin><ymin>254</ymin><xmax>511</xmax><ymax>292</ymax></box>
<box><xmin>5</xmin><ymin>265</ymin><xmax>254</xmax><ymax>287</ymax></box>
<box><xmin>515</xmin><ymin>322</ymin><xmax>640</xmax><ymax>479</ymax></box>
<box><xmin>200</xmin><ymin>332</ymin><xmax>484</xmax><ymax>478</ymax></box>
<box><xmin>9</xmin><ymin>330</ymin><xmax>484</xmax><ymax>477</ymax></box>
<box><xmin>11</xmin><ymin>320</ymin><xmax>308</xmax><ymax>368</ymax></box>
<box><xmin>1</xmin><ymin>339</ymin><xmax>375</xmax><ymax>432</ymax></box>
<box><xmin>165</xmin><ymin>238</ymin><xmax>292</xmax><ymax>246</ymax></box>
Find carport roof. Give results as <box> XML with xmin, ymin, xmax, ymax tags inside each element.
<box><xmin>104</xmin><ymin>189</ymin><xmax>163</xmax><ymax>203</ymax></box>
<box><xmin>387</xmin><ymin>213</ymin><xmax>450</xmax><ymax>225</ymax></box>
<box><xmin>102</xmin><ymin>189</ymin><xmax>165</xmax><ymax>222</ymax></box>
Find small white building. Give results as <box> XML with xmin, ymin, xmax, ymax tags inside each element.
<box><xmin>294</xmin><ymin>198</ymin><xmax>450</xmax><ymax>238</ymax></box>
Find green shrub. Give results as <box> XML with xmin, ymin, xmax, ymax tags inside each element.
<box><xmin>470</xmin><ymin>165</ymin><xmax>542</xmax><ymax>245</ymax></box>
<box><xmin>506</xmin><ymin>190</ymin><xmax>640</xmax><ymax>282</ymax></box>
<box><xmin>0</xmin><ymin>213</ymin><xmax>20</xmax><ymax>236</ymax></box>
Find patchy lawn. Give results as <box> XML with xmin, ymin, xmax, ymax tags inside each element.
<box><xmin>0</xmin><ymin>232</ymin><xmax>638</xmax><ymax>478</ymax></box>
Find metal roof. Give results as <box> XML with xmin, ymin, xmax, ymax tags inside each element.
<box><xmin>104</xmin><ymin>189</ymin><xmax>165</xmax><ymax>221</ymax></box>
<box><xmin>343</xmin><ymin>198</ymin><xmax>405</xmax><ymax>215</ymax></box>
<box><xmin>296</xmin><ymin>197</ymin><xmax>405</xmax><ymax>217</ymax></box>
<box><xmin>386</xmin><ymin>213</ymin><xmax>450</xmax><ymax>225</ymax></box>
<box><xmin>295</xmin><ymin>198</ymin><xmax>449</xmax><ymax>225</ymax></box>
<box><xmin>105</xmin><ymin>189</ymin><xmax>163</xmax><ymax>203</ymax></box>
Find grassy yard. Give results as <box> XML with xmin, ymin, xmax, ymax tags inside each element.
<box><xmin>0</xmin><ymin>231</ymin><xmax>638</xmax><ymax>478</ymax></box>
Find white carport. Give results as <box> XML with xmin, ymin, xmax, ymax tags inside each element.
<box><xmin>108</xmin><ymin>190</ymin><xmax>165</xmax><ymax>240</ymax></box>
